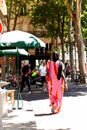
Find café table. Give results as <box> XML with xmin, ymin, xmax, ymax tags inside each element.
<box><xmin>0</xmin><ymin>81</ymin><xmax>10</xmax><ymax>88</ymax></box>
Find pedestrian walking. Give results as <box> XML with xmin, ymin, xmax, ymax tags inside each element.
<box><xmin>20</xmin><ymin>65</ymin><xmax>31</xmax><ymax>94</ymax></box>
<box><xmin>65</xmin><ymin>62</ymin><xmax>71</xmax><ymax>78</ymax></box>
<box><xmin>39</xmin><ymin>60</ymin><xmax>47</xmax><ymax>92</ymax></box>
<box><xmin>46</xmin><ymin>51</ymin><xmax>67</xmax><ymax>114</ymax></box>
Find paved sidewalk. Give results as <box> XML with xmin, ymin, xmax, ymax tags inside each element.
<box><xmin>31</xmin><ymin>96</ymin><xmax>87</xmax><ymax>130</ymax></box>
<box><xmin>2</xmin><ymin>81</ymin><xmax>87</xmax><ymax>130</ymax></box>
<box><xmin>2</xmin><ymin>100</ymin><xmax>37</xmax><ymax>130</ymax></box>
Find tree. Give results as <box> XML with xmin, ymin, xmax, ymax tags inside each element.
<box><xmin>81</xmin><ymin>1</ymin><xmax>87</xmax><ymax>38</ymax></box>
<box><xmin>4</xmin><ymin>0</ymin><xmax>30</xmax><ymax>31</ymax></box>
<box><xmin>64</xmin><ymin>0</ymin><xmax>86</xmax><ymax>83</ymax></box>
<box><xmin>68</xmin><ymin>0</ymin><xmax>74</xmax><ymax>81</ymax></box>
<box><xmin>30</xmin><ymin>0</ymin><xmax>68</xmax><ymax>62</ymax></box>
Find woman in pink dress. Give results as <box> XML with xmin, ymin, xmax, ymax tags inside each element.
<box><xmin>46</xmin><ymin>51</ymin><xmax>67</xmax><ymax>114</ymax></box>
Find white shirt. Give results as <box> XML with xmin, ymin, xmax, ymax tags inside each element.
<box><xmin>39</xmin><ymin>65</ymin><xmax>46</xmax><ymax>76</ymax></box>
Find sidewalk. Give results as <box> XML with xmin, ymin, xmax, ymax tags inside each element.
<box><xmin>2</xmin><ymin>100</ymin><xmax>37</xmax><ymax>130</ymax></box>
<box><xmin>2</xmin><ymin>81</ymin><xmax>87</xmax><ymax>130</ymax></box>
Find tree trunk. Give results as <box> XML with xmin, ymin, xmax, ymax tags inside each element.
<box><xmin>73</xmin><ymin>0</ymin><xmax>86</xmax><ymax>83</ymax></box>
<box><xmin>74</xmin><ymin>22</ymin><xmax>86</xmax><ymax>83</ymax></box>
<box><xmin>64</xmin><ymin>0</ymin><xmax>86</xmax><ymax>83</ymax></box>
<box><xmin>61</xmin><ymin>13</ymin><xmax>65</xmax><ymax>63</ymax></box>
<box><xmin>6</xmin><ymin>1</ymin><xmax>13</xmax><ymax>31</ymax></box>
<box><xmin>50</xmin><ymin>38</ymin><xmax>56</xmax><ymax>59</ymax></box>
<box><xmin>68</xmin><ymin>16</ymin><xmax>74</xmax><ymax>81</ymax></box>
<box><xmin>61</xmin><ymin>38</ymin><xmax>65</xmax><ymax>62</ymax></box>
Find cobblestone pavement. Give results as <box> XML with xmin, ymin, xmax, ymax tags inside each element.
<box><xmin>2</xmin><ymin>81</ymin><xmax>87</xmax><ymax>130</ymax></box>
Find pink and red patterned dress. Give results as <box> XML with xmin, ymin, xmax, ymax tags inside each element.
<box><xmin>46</xmin><ymin>60</ymin><xmax>65</xmax><ymax>113</ymax></box>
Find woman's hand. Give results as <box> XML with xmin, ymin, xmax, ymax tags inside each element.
<box><xmin>64</xmin><ymin>82</ymin><xmax>68</xmax><ymax>90</ymax></box>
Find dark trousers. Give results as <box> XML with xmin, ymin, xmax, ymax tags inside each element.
<box><xmin>20</xmin><ymin>75</ymin><xmax>31</xmax><ymax>92</ymax></box>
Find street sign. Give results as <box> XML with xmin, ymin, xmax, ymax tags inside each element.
<box><xmin>0</xmin><ymin>20</ymin><xmax>3</xmax><ymax>33</ymax></box>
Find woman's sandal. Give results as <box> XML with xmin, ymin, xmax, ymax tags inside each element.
<box><xmin>51</xmin><ymin>104</ymin><xmax>61</xmax><ymax>114</ymax></box>
<box><xmin>51</xmin><ymin>104</ymin><xmax>57</xmax><ymax>114</ymax></box>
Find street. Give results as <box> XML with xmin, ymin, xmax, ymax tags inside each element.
<box><xmin>2</xmin><ymin>81</ymin><xmax>87</xmax><ymax>130</ymax></box>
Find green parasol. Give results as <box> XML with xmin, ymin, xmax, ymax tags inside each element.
<box><xmin>0</xmin><ymin>48</ymin><xmax>29</xmax><ymax>56</ymax></box>
<box><xmin>0</xmin><ymin>30</ymin><xmax>45</xmax><ymax>48</ymax></box>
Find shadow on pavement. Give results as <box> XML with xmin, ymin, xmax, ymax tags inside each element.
<box><xmin>15</xmin><ymin>81</ymin><xmax>87</xmax><ymax>102</ymax></box>
<box><xmin>3</xmin><ymin>121</ymin><xmax>36</xmax><ymax>130</ymax></box>
<box><xmin>15</xmin><ymin>85</ymin><xmax>48</xmax><ymax>102</ymax></box>
<box><xmin>21</xmin><ymin>91</ymin><xmax>48</xmax><ymax>101</ymax></box>
<box><xmin>35</xmin><ymin>112</ymin><xmax>54</xmax><ymax>117</ymax></box>
<box><xmin>64</xmin><ymin>81</ymin><xmax>87</xmax><ymax>97</ymax></box>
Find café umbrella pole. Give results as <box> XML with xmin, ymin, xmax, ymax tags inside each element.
<box><xmin>16</xmin><ymin>47</ymin><xmax>23</xmax><ymax>109</ymax></box>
